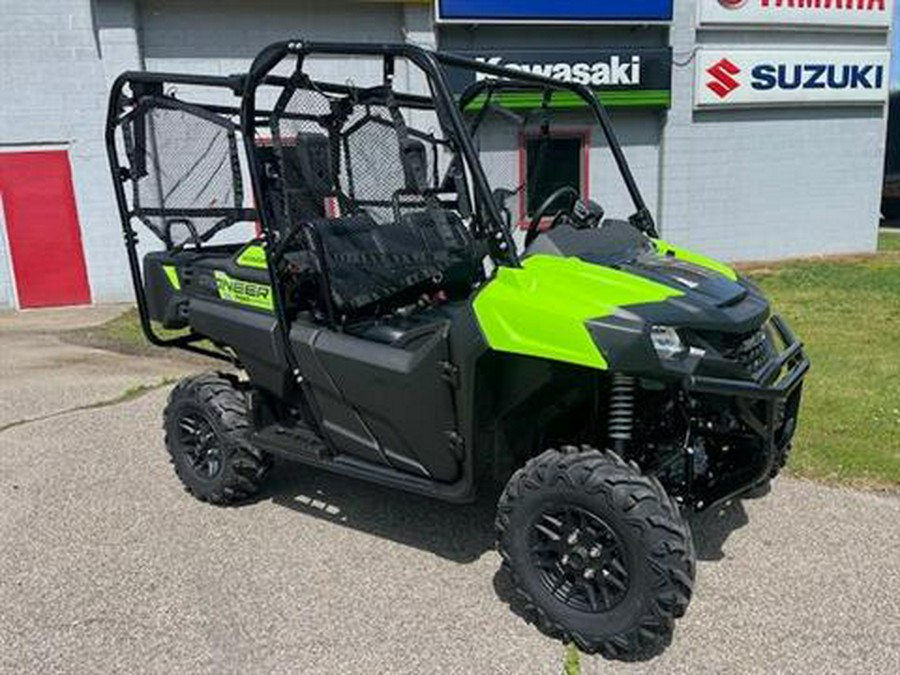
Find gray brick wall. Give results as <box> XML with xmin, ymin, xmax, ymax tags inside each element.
<box><xmin>658</xmin><ymin>1</ymin><xmax>890</xmax><ymax>261</ymax></box>
<box><xmin>140</xmin><ymin>0</ymin><xmax>404</xmax><ymax>78</ymax></box>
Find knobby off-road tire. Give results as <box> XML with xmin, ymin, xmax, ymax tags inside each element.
<box><xmin>496</xmin><ymin>447</ymin><xmax>695</xmax><ymax>660</ymax></box>
<box><xmin>164</xmin><ymin>372</ymin><xmax>271</xmax><ymax>505</ymax></box>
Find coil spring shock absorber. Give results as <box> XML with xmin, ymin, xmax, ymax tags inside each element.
<box><xmin>608</xmin><ymin>374</ymin><xmax>636</xmax><ymax>455</ymax></box>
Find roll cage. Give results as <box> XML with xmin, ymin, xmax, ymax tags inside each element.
<box><xmin>105</xmin><ymin>39</ymin><xmax>656</xmax><ymax>364</ymax></box>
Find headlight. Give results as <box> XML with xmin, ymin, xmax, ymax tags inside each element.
<box><xmin>650</xmin><ymin>325</ymin><xmax>688</xmax><ymax>360</ymax></box>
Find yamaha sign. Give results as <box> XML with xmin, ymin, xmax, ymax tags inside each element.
<box><xmin>694</xmin><ymin>49</ymin><xmax>889</xmax><ymax>108</ymax></box>
<box><xmin>698</xmin><ymin>0</ymin><xmax>893</xmax><ymax>30</ymax></box>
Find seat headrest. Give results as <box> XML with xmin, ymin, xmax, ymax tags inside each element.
<box><xmin>401</xmin><ymin>138</ymin><xmax>428</xmax><ymax>193</ymax></box>
<box><xmin>294</xmin><ymin>132</ymin><xmax>333</xmax><ymax>196</ymax></box>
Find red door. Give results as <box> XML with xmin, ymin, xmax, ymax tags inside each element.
<box><xmin>0</xmin><ymin>150</ymin><xmax>91</xmax><ymax>307</ymax></box>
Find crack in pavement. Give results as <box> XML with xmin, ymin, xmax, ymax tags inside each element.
<box><xmin>0</xmin><ymin>378</ymin><xmax>176</xmax><ymax>435</ymax></box>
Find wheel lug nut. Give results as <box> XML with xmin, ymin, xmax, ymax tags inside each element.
<box><xmin>583</xmin><ymin>568</ymin><xmax>596</xmax><ymax>580</ymax></box>
<box><xmin>602</xmin><ymin>568</ymin><xmax>610</xmax><ymax>577</ymax></box>
<box><xmin>561</xmin><ymin>554</ymin><xmax>570</xmax><ymax>565</ymax></box>
<box><xmin>567</xmin><ymin>530</ymin><xmax>579</xmax><ymax>545</ymax></box>
<box><xmin>589</xmin><ymin>546</ymin><xmax>602</xmax><ymax>559</ymax></box>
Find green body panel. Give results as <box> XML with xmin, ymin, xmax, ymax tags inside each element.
<box><xmin>235</xmin><ymin>244</ymin><xmax>269</xmax><ymax>270</ymax></box>
<box><xmin>213</xmin><ymin>270</ymin><xmax>274</xmax><ymax>311</ymax></box>
<box><xmin>162</xmin><ymin>264</ymin><xmax>181</xmax><ymax>290</ymax></box>
<box><xmin>652</xmin><ymin>239</ymin><xmax>738</xmax><ymax>281</ymax></box>
<box><xmin>473</xmin><ymin>255</ymin><xmax>683</xmax><ymax>369</ymax></box>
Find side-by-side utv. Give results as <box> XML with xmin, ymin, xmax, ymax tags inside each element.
<box><xmin>105</xmin><ymin>40</ymin><xmax>808</xmax><ymax>659</ymax></box>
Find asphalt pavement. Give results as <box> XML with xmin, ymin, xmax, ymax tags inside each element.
<box><xmin>1</xmin><ymin>307</ymin><xmax>898</xmax><ymax>674</ymax></box>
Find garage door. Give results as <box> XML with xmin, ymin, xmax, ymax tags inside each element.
<box><xmin>0</xmin><ymin>150</ymin><xmax>91</xmax><ymax>308</ymax></box>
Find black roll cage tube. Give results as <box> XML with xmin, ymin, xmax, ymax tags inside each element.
<box><xmin>455</xmin><ymin>76</ymin><xmax>656</xmax><ymax>238</ymax></box>
<box><xmin>106</xmin><ymin>40</ymin><xmax>656</xmax><ymax>368</ymax></box>
<box><xmin>239</xmin><ymin>40</ymin><xmax>657</xmax><ymax>376</ymax></box>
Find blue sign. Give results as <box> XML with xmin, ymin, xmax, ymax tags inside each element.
<box><xmin>436</xmin><ymin>0</ymin><xmax>673</xmax><ymax>23</ymax></box>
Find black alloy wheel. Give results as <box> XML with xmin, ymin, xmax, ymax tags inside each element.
<box><xmin>529</xmin><ymin>505</ymin><xmax>630</xmax><ymax>614</ymax></box>
<box><xmin>177</xmin><ymin>411</ymin><xmax>224</xmax><ymax>480</ymax></box>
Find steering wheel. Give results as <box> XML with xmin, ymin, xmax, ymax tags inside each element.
<box><xmin>523</xmin><ymin>186</ymin><xmax>580</xmax><ymax>248</ymax></box>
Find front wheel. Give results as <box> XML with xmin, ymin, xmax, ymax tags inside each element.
<box><xmin>496</xmin><ymin>447</ymin><xmax>695</xmax><ymax>660</ymax></box>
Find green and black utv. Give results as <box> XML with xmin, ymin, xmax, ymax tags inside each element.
<box><xmin>106</xmin><ymin>40</ymin><xmax>808</xmax><ymax>658</ymax></box>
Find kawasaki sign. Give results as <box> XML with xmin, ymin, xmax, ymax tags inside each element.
<box><xmin>449</xmin><ymin>49</ymin><xmax>673</xmax><ymax>109</ymax></box>
<box><xmin>698</xmin><ymin>0</ymin><xmax>893</xmax><ymax>30</ymax></box>
<box><xmin>694</xmin><ymin>49</ymin><xmax>889</xmax><ymax>108</ymax></box>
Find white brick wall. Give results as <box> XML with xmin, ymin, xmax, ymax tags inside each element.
<box><xmin>657</xmin><ymin>0</ymin><xmax>890</xmax><ymax>261</ymax></box>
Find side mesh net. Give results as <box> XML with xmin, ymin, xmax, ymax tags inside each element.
<box><xmin>124</xmin><ymin>99</ymin><xmax>244</xmax><ymax>247</ymax></box>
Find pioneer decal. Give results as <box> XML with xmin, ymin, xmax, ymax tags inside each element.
<box><xmin>697</xmin><ymin>0</ymin><xmax>893</xmax><ymax>30</ymax></box>
<box><xmin>695</xmin><ymin>49</ymin><xmax>889</xmax><ymax>108</ymax></box>
<box><xmin>449</xmin><ymin>48</ymin><xmax>672</xmax><ymax>109</ymax></box>
<box><xmin>213</xmin><ymin>271</ymin><xmax>274</xmax><ymax>312</ymax></box>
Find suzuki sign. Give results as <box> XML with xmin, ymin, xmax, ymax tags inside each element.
<box><xmin>697</xmin><ymin>0</ymin><xmax>893</xmax><ymax>30</ymax></box>
<box><xmin>694</xmin><ymin>49</ymin><xmax>889</xmax><ymax>108</ymax></box>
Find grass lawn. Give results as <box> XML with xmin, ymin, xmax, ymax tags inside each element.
<box><xmin>63</xmin><ymin>309</ymin><xmax>209</xmax><ymax>362</ymax></box>
<box><xmin>69</xmin><ymin>232</ymin><xmax>900</xmax><ymax>488</ymax></box>
<box><xmin>878</xmin><ymin>229</ymin><xmax>900</xmax><ymax>251</ymax></box>
<box><xmin>746</xmin><ymin>230</ymin><xmax>900</xmax><ymax>487</ymax></box>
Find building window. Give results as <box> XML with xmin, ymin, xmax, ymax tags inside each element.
<box><xmin>524</xmin><ymin>135</ymin><xmax>585</xmax><ymax>218</ymax></box>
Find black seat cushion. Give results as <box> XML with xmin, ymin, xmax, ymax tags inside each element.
<box><xmin>312</xmin><ymin>210</ymin><xmax>475</xmax><ymax>312</ymax></box>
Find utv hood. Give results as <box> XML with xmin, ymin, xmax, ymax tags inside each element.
<box><xmin>473</xmin><ymin>224</ymin><xmax>770</xmax><ymax>371</ymax></box>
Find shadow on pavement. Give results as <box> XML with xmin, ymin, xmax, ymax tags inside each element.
<box><xmin>689</xmin><ymin>497</ymin><xmax>752</xmax><ymax>562</ymax></box>
<box><xmin>264</xmin><ymin>456</ymin><xmax>755</xmax><ymax>565</ymax></box>
<box><xmin>264</xmin><ymin>458</ymin><xmax>755</xmax><ymax>662</ymax></box>
<box><xmin>265</xmin><ymin>459</ymin><xmax>498</xmax><ymax>564</ymax></box>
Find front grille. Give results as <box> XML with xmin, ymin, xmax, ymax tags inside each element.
<box><xmin>692</xmin><ymin>324</ymin><xmax>777</xmax><ymax>375</ymax></box>
<box><xmin>729</xmin><ymin>329</ymin><xmax>773</xmax><ymax>374</ymax></box>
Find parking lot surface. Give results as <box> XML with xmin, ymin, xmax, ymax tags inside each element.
<box><xmin>1</xmin><ymin>308</ymin><xmax>898</xmax><ymax>674</ymax></box>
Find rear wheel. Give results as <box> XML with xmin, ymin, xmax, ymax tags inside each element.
<box><xmin>164</xmin><ymin>373</ymin><xmax>271</xmax><ymax>505</ymax></box>
<box><xmin>496</xmin><ymin>447</ymin><xmax>695</xmax><ymax>660</ymax></box>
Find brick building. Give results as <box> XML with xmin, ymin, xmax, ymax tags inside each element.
<box><xmin>0</xmin><ymin>0</ymin><xmax>893</xmax><ymax>308</ymax></box>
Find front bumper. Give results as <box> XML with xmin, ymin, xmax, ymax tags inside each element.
<box><xmin>682</xmin><ymin>315</ymin><xmax>810</xmax><ymax>510</ymax></box>
<box><xmin>686</xmin><ymin>314</ymin><xmax>809</xmax><ymax>401</ymax></box>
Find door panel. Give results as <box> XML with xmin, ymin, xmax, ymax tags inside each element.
<box><xmin>302</xmin><ymin>324</ymin><xmax>461</xmax><ymax>483</ymax></box>
<box><xmin>0</xmin><ymin>151</ymin><xmax>90</xmax><ymax>308</ymax></box>
<box><xmin>290</xmin><ymin>323</ymin><xmax>389</xmax><ymax>467</ymax></box>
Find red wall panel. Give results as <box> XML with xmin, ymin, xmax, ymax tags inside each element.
<box><xmin>0</xmin><ymin>150</ymin><xmax>91</xmax><ymax>308</ymax></box>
